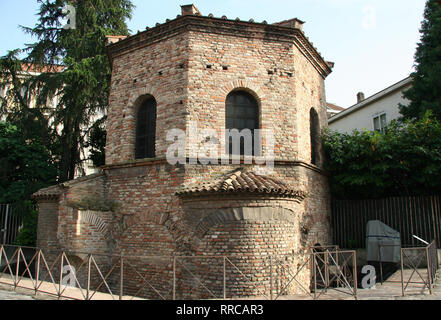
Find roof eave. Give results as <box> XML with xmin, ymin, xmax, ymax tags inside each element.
<box><xmin>106</xmin><ymin>14</ymin><xmax>332</xmax><ymax>78</ymax></box>
<box><xmin>329</xmin><ymin>77</ymin><xmax>413</xmax><ymax>124</ymax></box>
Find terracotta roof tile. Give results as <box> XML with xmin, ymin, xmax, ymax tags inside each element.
<box><xmin>32</xmin><ymin>185</ymin><xmax>65</xmax><ymax>200</ymax></box>
<box><xmin>327</xmin><ymin>103</ymin><xmax>344</xmax><ymax>112</ymax></box>
<box><xmin>21</xmin><ymin>63</ymin><xmax>65</xmax><ymax>73</ymax></box>
<box><xmin>177</xmin><ymin>169</ymin><xmax>308</xmax><ymax>200</ymax></box>
<box><xmin>32</xmin><ymin>173</ymin><xmax>104</xmax><ymax>200</ymax></box>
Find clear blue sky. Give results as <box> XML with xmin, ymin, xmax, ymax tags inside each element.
<box><xmin>0</xmin><ymin>0</ymin><xmax>427</xmax><ymax>108</ymax></box>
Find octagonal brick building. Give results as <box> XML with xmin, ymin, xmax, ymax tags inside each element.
<box><xmin>33</xmin><ymin>4</ymin><xmax>334</xmax><ymax>299</ymax></box>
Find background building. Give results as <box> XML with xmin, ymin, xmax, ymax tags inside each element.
<box><xmin>328</xmin><ymin>77</ymin><xmax>412</xmax><ymax>133</ymax></box>
<box><xmin>326</xmin><ymin>102</ymin><xmax>344</xmax><ymax>119</ymax></box>
<box><xmin>0</xmin><ymin>63</ymin><xmax>102</xmax><ymax>177</ymax></box>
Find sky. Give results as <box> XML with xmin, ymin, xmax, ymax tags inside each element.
<box><xmin>0</xmin><ymin>0</ymin><xmax>427</xmax><ymax>109</ymax></box>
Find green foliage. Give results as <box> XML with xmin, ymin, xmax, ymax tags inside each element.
<box><xmin>0</xmin><ymin>51</ymin><xmax>55</xmax><ymax>149</ymax></box>
<box><xmin>14</xmin><ymin>201</ymin><xmax>39</xmax><ymax>247</ymax></box>
<box><xmin>0</xmin><ymin>121</ymin><xmax>57</xmax><ymax>204</ymax></box>
<box><xmin>0</xmin><ymin>1</ymin><xmax>134</xmax><ymax>245</ymax></box>
<box><xmin>85</xmin><ymin>116</ymin><xmax>106</xmax><ymax>168</ymax></box>
<box><xmin>0</xmin><ymin>122</ymin><xmax>57</xmax><ymax>246</ymax></box>
<box><xmin>400</xmin><ymin>0</ymin><xmax>441</xmax><ymax>121</ymax></box>
<box><xmin>323</xmin><ymin>113</ymin><xmax>441</xmax><ymax>199</ymax></box>
<box><xmin>20</xmin><ymin>0</ymin><xmax>134</xmax><ymax>181</ymax></box>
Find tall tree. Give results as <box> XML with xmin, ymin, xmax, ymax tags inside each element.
<box><xmin>0</xmin><ymin>51</ymin><xmax>56</xmax><ymax>149</ymax></box>
<box><xmin>400</xmin><ymin>0</ymin><xmax>441</xmax><ymax>121</ymax></box>
<box><xmin>22</xmin><ymin>0</ymin><xmax>134</xmax><ymax>181</ymax></box>
<box><xmin>0</xmin><ymin>121</ymin><xmax>57</xmax><ymax>205</ymax></box>
<box><xmin>0</xmin><ymin>121</ymin><xmax>57</xmax><ymax>247</ymax></box>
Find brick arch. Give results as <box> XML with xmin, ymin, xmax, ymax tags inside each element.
<box><xmin>126</xmin><ymin>86</ymin><xmax>160</xmax><ymax>160</ymax></box>
<box><xmin>79</xmin><ymin>210</ymin><xmax>111</xmax><ymax>241</ymax></box>
<box><xmin>120</xmin><ymin>212</ymin><xmax>169</xmax><ymax>232</ymax></box>
<box><xmin>120</xmin><ymin>212</ymin><xmax>193</xmax><ymax>251</ymax></box>
<box><xmin>126</xmin><ymin>86</ymin><xmax>160</xmax><ymax>131</ymax></box>
<box><xmin>132</xmin><ymin>94</ymin><xmax>157</xmax><ymax>114</ymax></box>
<box><xmin>128</xmin><ymin>85</ymin><xmax>160</xmax><ymax>107</ymax></box>
<box><xmin>194</xmin><ymin>206</ymin><xmax>296</xmax><ymax>240</ymax></box>
<box><xmin>220</xmin><ymin>80</ymin><xmax>267</xmax><ymax>104</ymax></box>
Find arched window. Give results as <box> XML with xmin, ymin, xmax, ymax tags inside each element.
<box><xmin>135</xmin><ymin>97</ymin><xmax>157</xmax><ymax>159</ymax></box>
<box><xmin>226</xmin><ymin>91</ymin><xmax>259</xmax><ymax>156</ymax></box>
<box><xmin>310</xmin><ymin>108</ymin><xmax>320</xmax><ymax>165</ymax></box>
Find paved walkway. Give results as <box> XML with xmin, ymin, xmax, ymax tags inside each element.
<box><xmin>0</xmin><ymin>274</ymin><xmax>145</xmax><ymax>300</ymax></box>
<box><xmin>0</xmin><ymin>270</ymin><xmax>440</xmax><ymax>301</ymax></box>
<box><xmin>276</xmin><ymin>268</ymin><xmax>441</xmax><ymax>300</ymax></box>
<box><xmin>0</xmin><ymin>289</ymin><xmax>37</xmax><ymax>300</ymax></box>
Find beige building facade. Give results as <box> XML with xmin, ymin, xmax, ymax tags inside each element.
<box><xmin>328</xmin><ymin>77</ymin><xmax>412</xmax><ymax>133</ymax></box>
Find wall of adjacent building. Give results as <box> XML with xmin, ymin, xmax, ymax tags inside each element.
<box><xmin>329</xmin><ymin>83</ymin><xmax>412</xmax><ymax>134</ymax></box>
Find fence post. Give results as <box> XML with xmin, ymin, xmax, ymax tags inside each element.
<box><xmin>35</xmin><ymin>250</ymin><xmax>41</xmax><ymax>294</ymax></box>
<box><xmin>86</xmin><ymin>254</ymin><xmax>92</xmax><ymax>300</ymax></box>
<box><xmin>426</xmin><ymin>246</ymin><xmax>433</xmax><ymax>295</ymax></box>
<box><xmin>58</xmin><ymin>253</ymin><xmax>64</xmax><ymax>299</ymax></box>
<box><xmin>15</xmin><ymin>247</ymin><xmax>20</xmax><ymax>288</ymax></box>
<box><xmin>353</xmin><ymin>251</ymin><xmax>358</xmax><ymax>299</ymax></box>
<box><xmin>400</xmin><ymin>249</ymin><xmax>405</xmax><ymax>297</ymax></box>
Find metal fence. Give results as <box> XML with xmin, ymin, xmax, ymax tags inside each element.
<box><xmin>0</xmin><ymin>245</ymin><xmax>358</xmax><ymax>300</ymax></box>
<box><xmin>400</xmin><ymin>241</ymin><xmax>439</xmax><ymax>295</ymax></box>
<box><xmin>310</xmin><ymin>246</ymin><xmax>358</xmax><ymax>299</ymax></box>
<box><xmin>332</xmin><ymin>195</ymin><xmax>441</xmax><ymax>248</ymax></box>
<box><xmin>0</xmin><ymin>204</ymin><xmax>23</xmax><ymax>245</ymax></box>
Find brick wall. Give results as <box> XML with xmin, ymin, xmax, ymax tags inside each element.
<box><xmin>37</xmin><ymin>201</ymin><xmax>61</xmax><ymax>251</ymax></box>
<box><xmin>106</xmin><ymin>33</ymin><xmax>189</xmax><ymax>165</ymax></box>
<box><xmin>35</xmin><ymin>13</ymin><xmax>333</xmax><ymax>299</ymax></box>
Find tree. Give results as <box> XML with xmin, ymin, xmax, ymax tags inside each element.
<box><xmin>0</xmin><ymin>121</ymin><xmax>57</xmax><ymax>204</ymax></box>
<box><xmin>0</xmin><ymin>121</ymin><xmax>56</xmax><ymax>247</ymax></box>
<box><xmin>21</xmin><ymin>0</ymin><xmax>134</xmax><ymax>181</ymax></box>
<box><xmin>0</xmin><ymin>51</ymin><xmax>56</xmax><ymax>150</ymax></box>
<box><xmin>400</xmin><ymin>0</ymin><xmax>441</xmax><ymax>121</ymax></box>
<box><xmin>14</xmin><ymin>202</ymin><xmax>39</xmax><ymax>247</ymax></box>
<box><xmin>323</xmin><ymin>113</ymin><xmax>441</xmax><ymax>199</ymax></box>
<box><xmin>85</xmin><ymin>114</ymin><xmax>107</xmax><ymax>167</ymax></box>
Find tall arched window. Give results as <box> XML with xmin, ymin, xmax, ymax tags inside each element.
<box><xmin>310</xmin><ymin>108</ymin><xmax>320</xmax><ymax>165</ymax></box>
<box><xmin>135</xmin><ymin>97</ymin><xmax>157</xmax><ymax>159</ymax></box>
<box><xmin>226</xmin><ymin>91</ymin><xmax>259</xmax><ymax>156</ymax></box>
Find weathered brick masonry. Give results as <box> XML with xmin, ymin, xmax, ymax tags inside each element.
<box><xmin>33</xmin><ymin>5</ymin><xmax>333</xmax><ymax>299</ymax></box>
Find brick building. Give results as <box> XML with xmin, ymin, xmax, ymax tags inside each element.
<box><xmin>33</xmin><ymin>4</ymin><xmax>334</xmax><ymax>299</ymax></box>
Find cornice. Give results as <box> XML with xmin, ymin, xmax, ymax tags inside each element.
<box><xmin>102</xmin><ymin>157</ymin><xmax>328</xmax><ymax>176</ymax></box>
<box><xmin>106</xmin><ymin>15</ymin><xmax>332</xmax><ymax>78</ymax></box>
